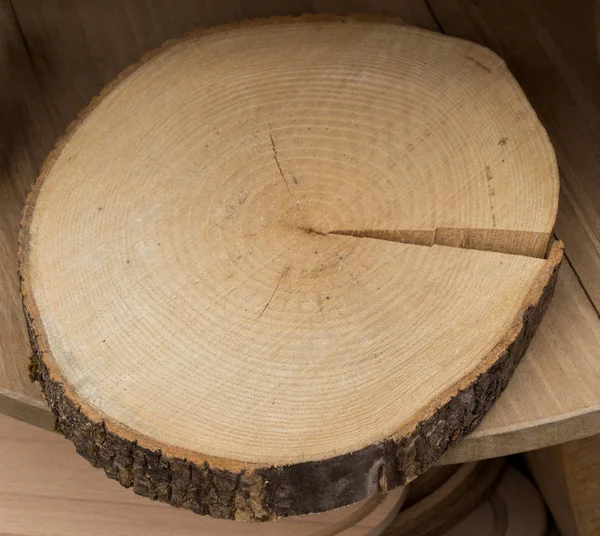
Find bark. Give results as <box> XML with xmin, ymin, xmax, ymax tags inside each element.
<box><xmin>22</xmin><ymin>246</ymin><xmax>562</xmax><ymax>520</ymax></box>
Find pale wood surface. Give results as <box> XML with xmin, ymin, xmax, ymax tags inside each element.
<box><xmin>20</xmin><ymin>17</ymin><xmax>562</xmax><ymax>518</ymax></box>
<box><xmin>528</xmin><ymin>435</ymin><xmax>600</xmax><ymax>536</ymax></box>
<box><xmin>0</xmin><ymin>413</ymin><xmax>407</xmax><ymax>536</ymax></box>
<box><xmin>10</xmin><ymin>0</ymin><xmax>438</xmax><ymax>133</ymax></box>
<box><xmin>429</xmin><ymin>0</ymin><xmax>600</xmax><ymax>312</ymax></box>
<box><xmin>0</xmin><ymin>0</ymin><xmax>599</xmax><ymax>475</ymax></box>
<box><xmin>442</xmin><ymin>259</ymin><xmax>600</xmax><ymax>464</ymax></box>
<box><xmin>23</xmin><ymin>17</ymin><xmax>558</xmax><ymax>468</ymax></box>
<box><xmin>426</xmin><ymin>0</ymin><xmax>600</xmax><ymax>465</ymax></box>
<box><xmin>9</xmin><ymin>257</ymin><xmax>600</xmax><ymax>467</ymax></box>
<box><xmin>0</xmin><ymin>0</ymin><xmax>438</xmax><ymax>438</ymax></box>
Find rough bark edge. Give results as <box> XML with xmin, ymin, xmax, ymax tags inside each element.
<box><xmin>17</xmin><ymin>15</ymin><xmax>564</xmax><ymax>520</ymax></box>
<box><xmin>20</xmin><ymin>243</ymin><xmax>563</xmax><ymax>521</ymax></box>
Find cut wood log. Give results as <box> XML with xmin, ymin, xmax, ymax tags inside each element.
<box><xmin>19</xmin><ymin>16</ymin><xmax>562</xmax><ymax>520</ymax></box>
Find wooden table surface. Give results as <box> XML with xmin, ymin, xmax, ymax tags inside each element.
<box><xmin>1</xmin><ymin>0</ymin><xmax>599</xmax><ymax>466</ymax></box>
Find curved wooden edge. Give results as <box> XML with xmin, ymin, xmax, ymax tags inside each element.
<box><xmin>384</xmin><ymin>458</ymin><xmax>506</xmax><ymax>535</ymax></box>
<box><xmin>17</xmin><ymin>15</ymin><xmax>563</xmax><ymax>521</ymax></box>
<box><xmin>18</xmin><ymin>378</ymin><xmax>600</xmax><ymax>468</ymax></box>
<box><xmin>307</xmin><ymin>486</ymin><xmax>407</xmax><ymax>536</ymax></box>
<box><xmin>19</xmin><ymin>239</ymin><xmax>563</xmax><ymax>521</ymax></box>
<box><xmin>440</xmin><ymin>406</ymin><xmax>600</xmax><ymax>466</ymax></box>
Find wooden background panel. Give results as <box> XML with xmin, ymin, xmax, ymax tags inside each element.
<box><xmin>10</xmin><ymin>0</ymin><xmax>437</xmax><ymax>132</ymax></box>
<box><xmin>0</xmin><ymin>0</ymin><xmax>56</xmax><ymax>426</ymax></box>
<box><xmin>428</xmin><ymin>0</ymin><xmax>600</xmax><ymax>313</ymax></box>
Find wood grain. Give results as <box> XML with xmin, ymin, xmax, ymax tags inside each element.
<box><xmin>10</xmin><ymin>0</ymin><xmax>438</xmax><ymax>133</ymax></box>
<box><xmin>19</xmin><ymin>17</ymin><xmax>561</xmax><ymax>519</ymax></box>
<box><xmin>2</xmin><ymin>0</ymin><xmax>599</xmax><ymax>468</ymax></box>
<box><xmin>10</xmin><ymin>256</ymin><xmax>600</xmax><ymax>467</ymax></box>
<box><xmin>0</xmin><ymin>0</ymin><xmax>437</xmax><ymax>435</ymax></box>
<box><xmin>441</xmin><ymin>258</ymin><xmax>600</xmax><ymax>464</ymax></box>
<box><xmin>428</xmin><ymin>0</ymin><xmax>600</xmax><ymax>312</ymax></box>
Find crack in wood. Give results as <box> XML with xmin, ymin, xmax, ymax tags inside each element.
<box><xmin>269</xmin><ymin>132</ymin><xmax>301</xmax><ymax>212</ymax></box>
<box><xmin>323</xmin><ymin>228</ymin><xmax>549</xmax><ymax>259</ymax></box>
<box><xmin>258</xmin><ymin>267</ymin><xmax>289</xmax><ymax>318</ymax></box>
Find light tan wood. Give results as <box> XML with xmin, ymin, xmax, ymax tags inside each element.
<box><xmin>0</xmin><ymin>0</ymin><xmax>56</xmax><ymax>428</ymax></box>
<box><xmin>3</xmin><ymin>2</ymin><xmax>600</xmax><ymax>473</ymax></box>
<box><xmin>19</xmin><ymin>17</ymin><xmax>561</xmax><ymax>517</ymax></box>
<box><xmin>527</xmin><ymin>434</ymin><xmax>600</xmax><ymax>536</ymax></box>
<box><xmin>424</xmin><ymin>0</ymin><xmax>600</xmax><ymax>466</ymax></box>
<box><xmin>0</xmin><ymin>413</ymin><xmax>406</xmax><ymax>536</ymax></box>
<box><xmin>444</xmin><ymin>467</ymin><xmax>547</xmax><ymax>536</ymax></box>
<box><xmin>10</xmin><ymin>257</ymin><xmax>600</xmax><ymax>467</ymax></box>
<box><xmin>10</xmin><ymin>0</ymin><xmax>438</xmax><ymax>132</ymax></box>
<box><xmin>441</xmin><ymin>259</ymin><xmax>600</xmax><ymax>464</ymax></box>
<box><xmin>428</xmin><ymin>0</ymin><xmax>600</xmax><ymax>312</ymax></box>
<box><xmin>0</xmin><ymin>0</ymin><xmax>439</xmax><ymax>438</ymax></box>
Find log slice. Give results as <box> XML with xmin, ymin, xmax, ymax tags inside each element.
<box><xmin>19</xmin><ymin>16</ymin><xmax>562</xmax><ymax>520</ymax></box>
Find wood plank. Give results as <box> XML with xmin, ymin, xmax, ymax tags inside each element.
<box><xmin>0</xmin><ymin>0</ymin><xmax>56</xmax><ymax>425</ymax></box>
<box><xmin>427</xmin><ymin>0</ymin><xmax>600</xmax><ymax>312</ymax></box>
<box><xmin>527</xmin><ymin>435</ymin><xmax>600</xmax><ymax>536</ymax></box>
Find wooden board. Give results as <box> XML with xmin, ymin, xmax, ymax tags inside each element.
<box><xmin>425</xmin><ymin>0</ymin><xmax>600</xmax><ymax>465</ymax></box>
<box><xmin>0</xmin><ymin>0</ymin><xmax>56</xmax><ymax>429</ymax></box>
<box><xmin>19</xmin><ymin>17</ymin><xmax>560</xmax><ymax>519</ymax></box>
<box><xmin>527</xmin><ymin>434</ymin><xmax>600</xmax><ymax>536</ymax></box>
<box><xmin>441</xmin><ymin>258</ymin><xmax>600</xmax><ymax>464</ymax></box>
